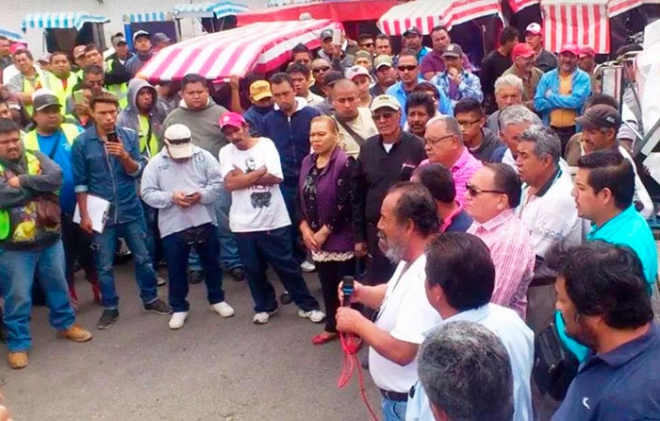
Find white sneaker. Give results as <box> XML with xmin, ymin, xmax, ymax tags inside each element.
<box><xmin>252</xmin><ymin>307</ymin><xmax>279</xmax><ymax>325</ymax></box>
<box><xmin>157</xmin><ymin>276</ymin><xmax>167</xmax><ymax>286</ymax></box>
<box><xmin>300</xmin><ymin>261</ymin><xmax>316</xmax><ymax>273</ymax></box>
<box><xmin>210</xmin><ymin>301</ymin><xmax>235</xmax><ymax>318</ymax></box>
<box><xmin>169</xmin><ymin>311</ymin><xmax>188</xmax><ymax>329</ymax></box>
<box><xmin>298</xmin><ymin>309</ymin><xmax>326</xmax><ymax>323</ymax></box>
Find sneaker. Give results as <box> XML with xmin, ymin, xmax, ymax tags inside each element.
<box><xmin>144</xmin><ymin>299</ymin><xmax>171</xmax><ymax>314</ymax></box>
<box><xmin>298</xmin><ymin>309</ymin><xmax>326</xmax><ymax>323</ymax></box>
<box><xmin>280</xmin><ymin>291</ymin><xmax>293</xmax><ymax>305</ymax></box>
<box><xmin>210</xmin><ymin>301</ymin><xmax>235</xmax><ymax>318</ymax></box>
<box><xmin>300</xmin><ymin>260</ymin><xmax>316</xmax><ymax>273</ymax></box>
<box><xmin>229</xmin><ymin>267</ymin><xmax>246</xmax><ymax>282</ymax></box>
<box><xmin>252</xmin><ymin>307</ymin><xmax>280</xmax><ymax>325</ymax></box>
<box><xmin>59</xmin><ymin>324</ymin><xmax>93</xmax><ymax>342</ymax></box>
<box><xmin>188</xmin><ymin>270</ymin><xmax>203</xmax><ymax>284</ymax></box>
<box><xmin>156</xmin><ymin>276</ymin><xmax>167</xmax><ymax>287</ymax></box>
<box><xmin>169</xmin><ymin>312</ymin><xmax>188</xmax><ymax>329</ymax></box>
<box><xmin>7</xmin><ymin>352</ymin><xmax>28</xmax><ymax>369</ymax></box>
<box><xmin>97</xmin><ymin>309</ymin><xmax>119</xmax><ymax>330</ymax></box>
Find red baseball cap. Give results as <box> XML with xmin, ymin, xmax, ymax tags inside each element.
<box><xmin>512</xmin><ymin>43</ymin><xmax>535</xmax><ymax>60</ymax></box>
<box><xmin>10</xmin><ymin>43</ymin><xmax>27</xmax><ymax>55</ymax></box>
<box><xmin>219</xmin><ymin>112</ymin><xmax>246</xmax><ymax>130</ymax></box>
<box><xmin>579</xmin><ymin>46</ymin><xmax>596</xmax><ymax>58</ymax></box>
<box><xmin>560</xmin><ymin>44</ymin><xmax>580</xmax><ymax>56</ymax></box>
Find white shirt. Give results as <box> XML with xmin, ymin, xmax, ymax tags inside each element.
<box><xmin>219</xmin><ymin>137</ymin><xmax>291</xmax><ymax>233</ymax></box>
<box><xmin>370</xmin><ymin>254</ymin><xmax>443</xmax><ymax>393</ymax></box>
<box><xmin>406</xmin><ymin>304</ymin><xmax>535</xmax><ymax>421</ymax></box>
<box><xmin>517</xmin><ymin>167</ymin><xmax>583</xmax><ymax>258</ymax></box>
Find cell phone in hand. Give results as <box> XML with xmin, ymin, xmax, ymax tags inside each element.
<box><xmin>107</xmin><ymin>131</ymin><xmax>119</xmax><ymax>143</ymax></box>
<box><xmin>73</xmin><ymin>90</ymin><xmax>85</xmax><ymax>104</ymax></box>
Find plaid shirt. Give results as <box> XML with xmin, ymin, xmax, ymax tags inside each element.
<box><xmin>431</xmin><ymin>69</ymin><xmax>484</xmax><ymax>109</ymax></box>
<box><xmin>468</xmin><ymin>209</ymin><xmax>535</xmax><ymax>319</ymax></box>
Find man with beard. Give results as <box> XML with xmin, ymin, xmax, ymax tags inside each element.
<box><xmin>331</xmin><ymin>79</ymin><xmax>377</xmax><ymax>158</ymax></box>
<box><xmin>534</xmin><ymin>44</ymin><xmax>591</xmax><ymax>153</ymax></box>
<box><xmin>337</xmin><ymin>183</ymin><xmax>442</xmax><ymax>421</ymax></box>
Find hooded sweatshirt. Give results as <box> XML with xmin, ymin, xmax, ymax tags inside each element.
<box><xmin>162</xmin><ymin>98</ymin><xmax>229</xmax><ymax>159</ymax></box>
<box><xmin>117</xmin><ymin>79</ymin><xmax>167</xmax><ymax>157</ymax></box>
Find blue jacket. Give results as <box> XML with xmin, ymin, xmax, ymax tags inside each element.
<box><xmin>263</xmin><ymin>102</ymin><xmax>320</xmax><ymax>185</ymax></box>
<box><xmin>534</xmin><ymin>68</ymin><xmax>591</xmax><ymax>125</ymax></box>
<box><xmin>72</xmin><ymin>125</ymin><xmax>147</xmax><ymax>226</ymax></box>
<box><xmin>386</xmin><ymin>79</ymin><xmax>452</xmax><ymax>127</ymax></box>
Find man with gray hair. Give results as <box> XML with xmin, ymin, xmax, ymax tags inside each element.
<box><xmin>415</xmin><ymin>321</ymin><xmax>516</xmax><ymax>421</ymax></box>
<box><xmin>486</xmin><ymin>74</ymin><xmax>525</xmax><ymax>134</ymax></box>
<box><xmin>497</xmin><ymin>104</ymin><xmax>542</xmax><ymax>170</ymax></box>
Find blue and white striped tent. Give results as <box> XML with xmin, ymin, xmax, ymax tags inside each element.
<box><xmin>21</xmin><ymin>12</ymin><xmax>110</xmax><ymax>31</ymax></box>
<box><xmin>171</xmin><ymin>1</ymin><xmax>249</xmax><ymax>19</ymax></box>
<box><xmin>124</xmin><ymin>12</ymin><xmax>169</xmax><ymax>23</ymax></box>
<box><xmin>0</xmin><ymin>28</ymin><xmax>24</xmax><ymax>42</ymax></box>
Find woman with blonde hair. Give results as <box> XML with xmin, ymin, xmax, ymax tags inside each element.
<box><xmin>298</xmin><ymin>115</ymin><xmax>356</xmax><ymax>345</ymax></box>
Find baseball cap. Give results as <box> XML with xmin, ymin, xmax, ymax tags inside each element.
<box><xmin>575</xmin><ymin>104</ymin><xmax>621</xmax><ymax>130</ymax></box>
<box><xmin>370</xmin><ymin>95</ymin><xmax>400</xmax><ymax>112</ymax></box>
<box><xmin>511</xmin><ymin>43</ymin><xmax>535</xmax><ymax>60</ymax></box>
<box><xmin>345</xmin><ymin>65</ymin><xmax>370</xmax><ymax>81</ymax></box>
<box><xmin>320</xmin><ymin>29</ymin><xmax>333</xmax><ymax>41</ymax></box>
<box><xmin>354</xmin><ymin>50</ymin><xmax>372</xmax><ymax>61</ymax></box>
<box><xmin>374</xmin><ymin>55</ymin><xmax>394</xmax><ymax>70</ymax></box>
<box><xmin>33</xmin><ymin>93</ymin><xmax>61</xmax><ymax>112</ymax></box>
<box><xmin>112</xmin><ymin>36</ymin><xmax>127</xmax><ymax>46</ymax></box>
<box><xmin>10</xmin><ymin>43</ymin><xmax>27</xmax><ymax>55</ymax></box>
<box><xmin>526</xmin><ymin>23</ymin><xmax>542</xmax><ymax>35</ymax></box>
<box><xmin>37</xmin><ymin>53</ymin><xmax>51</xmax><ymax>64</ymax></box>
<box><xmin>249</xmin><ymin>80</ymin><xmax>272</xmax><ymax>101</ymax></box>
<box><xmin>133</xmin><ymin>30</ymin><xmax>150</xmax><ymax>42</ymax></box>
<box><xmin>560</xmin><ymin>43</ymin><xmax>580</xmax><ymax>56</ymax></box>
<box><xmin>219</xmin><ymin>112</ymin><xmax>247</xmax><ymax>130</ymax></box>
<box><xmin>153</xmin><ymin>32</ymin><xmax>171</xmax><ymax>44</ymax></box>
<box><xmin>323</xmin><ymin>70</ymin><xmax>344</xmax><ymax>87</ymax></box>
<box><xmin>164</xmin><ymin>124</ymin><xmax>194</xmax><ymax>159</ymax></box>
<box><xmin>73</xmin><ymin>45</ymin><xmax>86</xmax><ymax>59</ymax></box>
<box><xmin>580</xmin><ymin>46</ymin><xmax>596</xmax><ymax>58</ymax></box>
<box><xmin>403</xmin><ymin>26</ymin><xmax>421</xmax><ymax>37</ymax></box>
<box><xmin>442</xmin><ymin>44</ymin><xmax>463</xmax><ymax>58</ymax></box>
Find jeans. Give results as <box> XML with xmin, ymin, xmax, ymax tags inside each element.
<box><xmin>280</xmin><ymin>182</ymin><xmax>305</xmax><ymax>263</ymax></box>
<box><xmin>234</xmin><ymin>226</ymin><xmax>319</xmax><ymax>313</ymax></box>
<box><xmin>316</xmin><ymin>259</ymin><xmax>354</xmax><ymax>332</ymax></box>
<box><xmin>92</xmin><ymin>217</ymin><xmax>158</xmax><ymax>309</ymax></box>
<box><xmin>142</xmin><ymin>200</ymin><xmax>163</xmax><ymax>273</ymax></box>
<box><xmin>189</xmin><ymin>188</ymin><xmax>242</xmax><ymax>271</ymax></box>
<box><xmin>162</xmin><ymin>224</ymin><xmax>225</xmax><ymax>312</ymax></box>
<box><xmin>61</xmin><ymin>212</ymin><xmax>97</xmax><ymax>287</ymax></box>
<box><xmin>381</xmin><ymin>397</ymin><xmax>407</xmax><ymax>421</ymax></box>
<box><xmin>0</xmin><ymin>241</ymin><xmax>76</xmax><ymax>352</ymax></box>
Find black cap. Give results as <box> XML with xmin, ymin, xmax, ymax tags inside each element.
<box><xmin>324</xmin><ymin>70</ymin><xmax>344</xmax><ymax>87</ymax></box>
<box><xmin>403</xmin><ymin>26</ymin><xmax>421</xmax><ymax>37</ymax></box>
<box><xmin>575</xmin><ymin>104</ymin><xmax>621</xmax><ymax>130</ymax></box>
<box><xmin>33</xmin><ymin>94</ymin><xmax>61</xmax><ymax>112</ymax></box>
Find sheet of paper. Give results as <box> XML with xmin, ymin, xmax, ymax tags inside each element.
<box><xmin>73</xmin><ymin>195</ymin><xmax>110</xmax><ymax>234</ymax></box>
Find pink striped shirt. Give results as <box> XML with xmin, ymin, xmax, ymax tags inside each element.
<box><xmin>467</xmin><ymin>209</ymin><xmax>535</xmax><ymax>319</ymax></box>
<box><xmin>419</xmin><ymin>148</ymin><xmax>483</xmax><ymax>207</ymax></box>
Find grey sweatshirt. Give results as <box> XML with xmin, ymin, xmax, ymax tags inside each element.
<box><xmin>163</xmin><ymin>99</ymin><xmax>229</xmax><ymax>159</ymax></box>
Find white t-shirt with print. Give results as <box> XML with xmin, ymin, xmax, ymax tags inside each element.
<box><xmin>219</xmin><ymin>137</ymin><xmax>291</xmax><ymax>233</ymax></box>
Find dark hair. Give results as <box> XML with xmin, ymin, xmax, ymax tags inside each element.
<box><xmin>431</xmin><ymin>25</ymin><xmax>449</xmax><ymax>35</ymax></box>
<box><xmin>0</xmin><ymin>118</ymin><xmax>20</xmax><ymax>135</ymax></box>
<box><xmin>485</xmin><ymin>163</ymin><xmax>522</xmax><ymax>207</ymax></box>
<box><xmin>406</xmin><ymin>92</ymin><xmax>435</xmax><ymax>118</ymax></box>
<box><xmin>292</xmin><ymin>43</ymin><xmax>312</xmax><ymax>59</ymax></box>
<box><xmin>413</xmin><ymin>82</ymin><xmax>440</xmax><ymax>100</ymax></box>
<box><xmin>585</xmin><ymin>93</ymin><xmax>619</xmax><ymax>110</ymax></box>
<box><xmin>0</xmin><ymin>36</ymin><xmax>7</xmax><ymax>42</ymax></box>
<box><xmin>13</xmin><ymin>49</ymin><xmax>32</xmax><ymax>60</ymax></box>
<box><xmin>577</xmin><ymin>149</ymin><xmax>634</xmax><ymax>210</ymax></box>
<box><xmin>499</xmin><ymin>26</ymin><xmax>520</xmax><ymax>45</ymax></box>
<box><xmin>389</xmin><ymin>182</ymin><xmax>440</xmax><ymax>237</ymax></box>
<box><xmin>413</xmin><ymin>163</ymin><xmax>456</xmax><ymax>203</ymax></box>
<box><xmin>398</xmin><ymin>49</ymin><xmax>419</xmax><ymax>63</ymax></box>
<box><xmin>50</xmin><ymin>51</ymin><xmax>69</xmax><ymax>63</ymax></box>
<box><xmin>269</xmin><ymin>72</ymin><xmax>293</xmax><ymax>88</ymax></box>
<box><xmin>286</xmin><ymin>63</ymin><xmax>311</xmax><ymax>79</ymax></box>
<box><xmin>181</xmin><ymin>73</ymin><xmax>207</xmax><ymax>90</ymax></box>
<box><xmin>426</xmin><ymin>233</ymin><xmax>495</xmax><ymax>310</ymax></box>
<box><xmin>454</xmin><ymin>98</ymin><xmax>484</xmax><ymax>118</ymax></box>
<box><xmin>84</xmin><ymin>43</ymin><xmax>100</xmax><ymax>54</ymax></box>
<box><xmin>357</xmin><ymin>33</ymin><xmax>374</xmax><ymax>44</ymax></box>
<box><xmin>375</xmin><ymin>34</ymin><xmax>391</xmax><ymax>43</ymax></box>
<box><xmin>547</xmin><ymin>241</ymin><xmax>653</xmax><ymax>328</ymax></box>
<box><xmin>89</xmin><ymin>92</ymin><xmax>119</xmax><ymax>110</ymax></box>
<box><xmin>83</xmin><ymin>64</ymin><xmax>104</xmax><ymax>77</ymax></box>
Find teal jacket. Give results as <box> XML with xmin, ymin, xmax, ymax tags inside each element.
<box><xmin>534</xmin><ymin>68</ymin><xmax>591</xmax><ymax>126</ymax></box>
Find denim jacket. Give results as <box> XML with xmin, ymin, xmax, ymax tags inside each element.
<box><xmin>432</xmin><ymin>70</ymin><xmax>484</xmax><ymax>110</ymax></box>
<box><xmin>72</xmin><ymin>125</ymin><xmax>146</xmax><ymax>226</ymax></box>
<box><xmin>534</xmin><ymin>68</ymin><xmax>591</xmax><ymax>125</ymax></box>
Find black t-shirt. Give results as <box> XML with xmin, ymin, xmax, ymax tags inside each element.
<box><xmin>480</xmin><ymin>50</ymin><xmax>512</xmax><ymax>95</ymax></box>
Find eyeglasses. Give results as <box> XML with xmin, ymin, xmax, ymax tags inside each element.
<box><xmin>457</xmin><ymin>119</ymin><xmax>481</xmax><ymax>128</ymax></box>
<box><xmin>465</xmin><ymin>183</ymin><xmax>505</xmax><ymax>197</ymax></box>
<box><xmin>372</xmin><ymin>111</ymin><xmax>396</xmax><ymax>121</ymax></box>
<box><xmin>425</xmin><ymin>134</ymin><xmax>454</xmax><ymax>146</ymax></box>
<box><xmin>312</xmin><ymin>66</ymin><xmax>331</xmax><ymax>73</ymax></box>
<box><xmin>397</xmin><ymin>65</ymin><xmax>417</xmax><ymax>72</ymax></box>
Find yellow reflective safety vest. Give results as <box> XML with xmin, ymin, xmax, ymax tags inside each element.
<box><xmin>41</xmin><ymin>72</ymin><xmax>79</xmax><ymax>113</ymax></box>
<box><xmin>105</xmin><ymin>59</ymin><xmax>128</xmax><ymax>110</ymax></box>
<box><xmin>0</xmin><ymin>151</ymin><xmax>41</xmax><ymax>240</ymax></box>
<box><xmin>23</xmin><ymin>124</ymin><xmax>80</xmax><ymax>152</ymax></box>
<box><xmin>21</xmin><ymin>72</ymin><xmax>42</xmax><ymax>116</ymax></box>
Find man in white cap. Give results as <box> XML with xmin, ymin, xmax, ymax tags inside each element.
<box><xmin>125</xmin><ymin>30</ymin><xmax>154</xmax><ymax>76</ymax></box>
<box><xmin>141</xmin><ymin>124</ymin><xmax>235</xmax><ymax>329</ymax></box>
<box><xmin>345</xmin><ymin>65</ymin><xmax>373</xmax><ymax>108</ymax></box>
<box><xmin>525</xmin><ymin>23</ymin><xmax>557</xmax><ymax>73</ymax></box>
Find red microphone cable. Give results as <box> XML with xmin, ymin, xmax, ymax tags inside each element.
<box><xmin>337</xmin><ymin>333</ymin><xmax>379</xmax><ymax>421</ymax></box>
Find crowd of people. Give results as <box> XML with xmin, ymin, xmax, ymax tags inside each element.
<box><xmin>0</xmin><ymin>20</ymin><xmax>659</xmax><ymax>421</ymax></box>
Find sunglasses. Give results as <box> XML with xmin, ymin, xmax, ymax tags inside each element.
<box><xmin>466</xmin><ymin>183</ymin><xmax>505</xmax><ymax>197</ymax></box>
<box><xmin>372</xmin><ymin>111</ymin><xmax>396</xmax><ymax>121</ymax></box>
<box><xmin>312</xmin><ymin>66</ymin><xmax>331</xmax><ymax>73</ymax></box>
<box><xmin>397</xmin><ymin>65</ymin><xmax>417</xmax><ymax>72</ymax></box>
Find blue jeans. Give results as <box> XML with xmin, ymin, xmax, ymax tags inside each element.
<box><xmin>189</xmin><ymin>188</ymin><xmax>242</xmax><ymax>271</ymax></box>
<box><xmin>0</xmin><ymin>241</ymin><xmax>76</xmax><ymax>352</ymax></box>
<box><xmin>162</xmin><ymin>224</ymin><xmax>225</xmax><ymax>312</ymax></box>
<box><xmin>92</xmin><ymin>217</ymin><xmax>158</xmax><ymax>309</ymax></box>
<box><xmin>234</xmin><ymin>226</ymin><xmax>319</xmax><ymax>313</ymax></box>
<box><xmin>280</xmin><ymin>182</ymin><xmax>304</xmax><ymax>263</ymax></box>
<box><xmin>382</xmin><ymin>397</ymin><xmax>407</xmax><ymax>421</ymax></box>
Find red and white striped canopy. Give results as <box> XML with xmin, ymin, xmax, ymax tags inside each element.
<box><xmin>508</xmin><ymin>0</ymin><xmax>540</xmax><ymax>13</ymax></box>
<box><xmin>541</xmin><ymin>0</ymin><xmax>644</xmax><ymax>54</ymax></box>
<box><xmin>137</xmin><ymin>19</ymin><xmax>338</xmax><ymax>82</ymax></box>
<box><xmin>377</xmin><ymin>0</ymin><xmax>501</xmax><ymax>35</ymax></box>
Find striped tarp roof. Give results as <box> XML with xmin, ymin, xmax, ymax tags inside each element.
<box><xmin>172</xmin><ymin>1</ymin><xmax>249</xmax><ymax>18</ymax></box>
<box><xmin>22</xmin><ymin>12</ymin><xmax>110</xmax><ymax>31</ymax></box>
<box><xmin>125</xmin><ymin>12</ymin><xmax>169</xmax><ymax>23</ymax></box>
<box><xmin>0</xmin><ymin>28</ymin><xmax>24</xmax><ymax>42</ymax></box>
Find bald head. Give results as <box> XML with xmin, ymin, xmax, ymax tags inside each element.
<box><xmin>332</xmin><ymin>79</ymin><xmax>360</xmax><ymax>120</ymax></box>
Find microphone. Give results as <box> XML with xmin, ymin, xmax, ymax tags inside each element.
<box><xmin>342</xmin><ymin>276</ymin><xmax>354</xmax><ymax>307</ymax></box>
